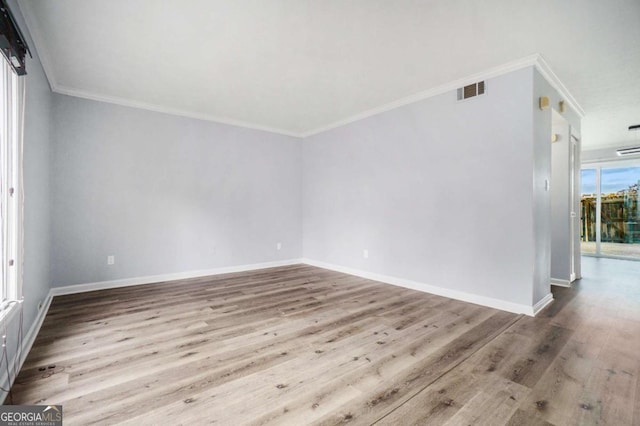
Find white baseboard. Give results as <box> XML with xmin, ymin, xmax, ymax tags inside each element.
<box><xmin>301</xmin><ymin>258</ymin><xmax>542</xmax><ymax>316</ymax></box>
<box><xmin>51</xmin><ymin>258</ymin><xmax>304</xmax><ymax>296</ymax></box>
<box><xmin>20</xmin><ymin>291</ymin><xmax>54</xmax><ymax>368</ymax></box>
<box><xmin>53</xmin><ymin>257</ymin><xmax>549</xmax><ymax>317</ymax></box>
<box><xmin>1</xmin><ymin>289</ymin><xmax>54</xmax><ymax>403</ymax></box>
<box><xmin>532</xmin><ymin>293</ymin><xmax>554</xmax><ymax>316</ymax></box>
<box><xmin>551</xmin><ymin>278</ymin><xmax>571</xmax><ymax>288</ymax></box>
<box><xmin>2</xmin><ymin>258</ymin><xmax>304</xmax><ymax>402</ymax></box>
<box><xmin>2</xmin><ymin>255</ymin><xmax>550</xmax><ymax>400</ymax></box>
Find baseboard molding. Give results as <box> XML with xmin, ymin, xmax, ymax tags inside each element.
<box><xmin>302</xmin><ymin>258</ymin><xmax>541</xmax><ymax>316</ymax></box>
<box><xmin>532</xmin><ymin>293</ymin><xmax>554</xmax><ymax>316</ymax></box>
<box><xmin>20</xmin><ymin>291</ymin><xmax>54</xmax><ymax>368</ymax></box>
<box><xmin>2</xmin><ymin>258</ymin><xmax>305</xmax><ymax>402</ymax></box>
<box><xmin>2</xmin><ymin>256</ymin><xmax>549</xmax><ymax>401</ymax></box>
<box><xmin>1</xmin><ymin>289</ymin><xmax>54</xmax><ymax>403</ymax></box>
<box><xmin>551</xmin><ymin>278</ymin><xmax>571</xmax><ymax>288</ymax></box>
<box><xmin>51</xmin><ymin>259</ymin><xmax>304</xmax><ymax>296</ymax></box>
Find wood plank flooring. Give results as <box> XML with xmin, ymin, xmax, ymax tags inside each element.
<box><xmin>8</xmin><ymin>258</ymin><xmax>640</xmax><ymax>425</ymax></box>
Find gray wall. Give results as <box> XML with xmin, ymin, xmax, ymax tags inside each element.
<box><xmin>531</xmin><ymin>71</ymin><xmax>552</xmax><ymax>306</ymax></box>
<box><xmin>303</xmin><ymin>68</ymin><xmax>537</xmax><ymax>307</ymax></box>
<box><xmin>550</xmin><ymin>117</ymin><xmax>571</xmax><ymax>282</ymax></box>
<box><xmin>3</xmin><ymin>0</ymin><xmax>52</xmax><ymax>393</ymax></box>
<box><xmin>21</xmin><ymin>23</ymin><xmax>52</xmax><ymax>329</ymax></box>
<box><xmin>532</xmin><ymin>69</ymin><xmax>581</xmax><ymax>301</ymax></box>
<box><xmin>0</xmin><ymin>7</ymin><xmax>587</xmax><ymax>398</ymax></box>
<box><xmin>51</xmin><ymin>95</ymin><xmax>302</xmax><ymax>287</ymax></box>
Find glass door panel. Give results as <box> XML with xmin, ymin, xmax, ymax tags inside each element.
<box><xmin>600</xmin><ymin>167</ymin><xmax>640</xmax><ymax>258</ymax></box>
<box><xmin>580</xmin><ymin>169</ymin><xmax>597</xmax><ymax>255</ymax></box>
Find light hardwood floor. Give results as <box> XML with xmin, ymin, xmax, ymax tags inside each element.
<box><xmin>8</xmin><ymin>258</ymin><xmax>640</xmax><ymax>425</ymax></box>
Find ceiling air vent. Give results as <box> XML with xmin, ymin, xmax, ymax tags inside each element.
<box><xmin>616</xmin><ymin>146</ymin><xmax>640</xmax><ymax>157</ymax></box>
<box><xmin>457</xmin><ymin>81</ymin><xmax>485</xmax><ymax>101</ymax></box>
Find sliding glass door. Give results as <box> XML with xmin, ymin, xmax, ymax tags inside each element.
<box><xmin>580</xmin><ymin>164</ymin><xmax>640</xmax><ymax>259</ymax></box>
<box><xmin>580</xmin><ymin>169</ymin><xmax>597</xmax><ymax>255</ymax></box>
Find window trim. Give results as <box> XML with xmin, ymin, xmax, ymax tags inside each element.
<box><xmin>0</xmin><ymin>56</ymin><xmax>24</xmax><ymax>320</ymax></box>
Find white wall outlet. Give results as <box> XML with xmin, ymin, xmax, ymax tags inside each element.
<box><xmin>276</xmin><ymin>242</ymin><xmax>282</xmax><ymax>250</ymax></box>
<box><xmin>363</xmin><ymin>249</ymin><xmax>369</xmax><ymax>259</ymax></box>
<box><xmin>107</xmin><ymin>255</ymin><xmax>115</xmax><ymax>265</ymax></box>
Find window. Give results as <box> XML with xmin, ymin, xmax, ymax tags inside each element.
<box><xmin>0</xmin><ymin>54</ymin><xmax>24</xmax><ymax>314</ymax></box>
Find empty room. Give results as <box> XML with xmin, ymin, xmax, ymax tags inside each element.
<box><xmin>0</xmin><ymin>0</ymin><xmax>639</xmax><ymax>424</ymax></box>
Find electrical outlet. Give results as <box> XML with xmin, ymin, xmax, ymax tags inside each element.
<box><xmin>107</xmin><ymin>255</ymin><xmax>115</xmax><ymax>265</ymax></box>
<box><xmin>276</xmin><ymin>242</ymin><xmax>282</xmax><ymax>251</ymax></box>
<box><xmin>363</xmin><ymin>249</ymin><xmax>369</xmax><ymax>259</ymax></box>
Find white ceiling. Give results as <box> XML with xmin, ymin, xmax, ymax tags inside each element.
<box><xmin>18</xmin><ymin>0</ymin><xmax>640</xmax><ymax>147</ymax></box>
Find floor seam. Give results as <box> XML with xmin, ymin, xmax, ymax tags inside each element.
<box><xmin>371</xmin><ymin>312</ymin><xmax>525</xmax><ymax>425</ymax></box>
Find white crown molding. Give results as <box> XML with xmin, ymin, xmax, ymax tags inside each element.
<box><xmin>302</xmin><ymin>54</ymin><xmax>585</xmax><ymax>137</ymax></box>
<box><xmin>52</xmin><ymin>85</ymin><xmax>302</xmax><ymax>138</ymax></box>
<box><xmin>302</xmin><ymin>258</ymin><xmax>544</xmax><ymax>316</ymax></box>
<box><xmin>15</xmin><ymin>4</ymin><xmax>585</xmax><ymax>140</ymax></box>
<box><xmin>57</xmin><ymin>55</ymin><xmax>584</xmax><ymax>139</ymax></box>
<box><xmin>17</xmin><ymin>1</ymin><xmax>300</xmax><ymax>139</ymax></box>
<box><xmin>302</xmin><ymin>54</ymin><xmax>546</xmax><ymax>137</ymax></box>
<box><xmin>533</xmin><ymin>55</ymin><xmax>585</xmax><ymax>118</ymax></box>
<box><xmin>50</xmin><ymin>259</ymin><xmax>303</xmax><ymax>296</ymax></box>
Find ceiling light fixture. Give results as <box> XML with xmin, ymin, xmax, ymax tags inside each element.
<box><xmin>618</xmin><ymin>124</ymin><xmax>640</xmax><ymax>156</ymax></box>
<box><xmin>616</xmin><ymin>146</ymin><xmax>640</xmax><ymax>157</ymax></box>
